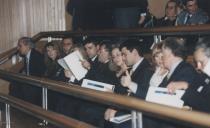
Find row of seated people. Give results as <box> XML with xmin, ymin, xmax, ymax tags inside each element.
<box><xmin>144</xmin><ymin>0</ymin><xmax>209</xmax><ymax>27</ymax></box>
<box><xmin>135</xmin><ymin>0</ymin><xmax>210</xmax><ymax>55</ymax></box>
<box><xmin>10</xmin><ymin>36</ymin><xmax>210</xmax><ymax>128</ymax></box>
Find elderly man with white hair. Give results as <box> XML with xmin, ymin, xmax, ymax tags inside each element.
<box><xmin>181</xmin><ymin>37</ymin><xmax>210</xmax><ymax>113</ymax></box>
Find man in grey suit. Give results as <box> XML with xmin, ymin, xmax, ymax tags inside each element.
<box><xmin>176</xmin><ymin>0</ymin><xmax>209</xmax><ymax>25</ymax></box>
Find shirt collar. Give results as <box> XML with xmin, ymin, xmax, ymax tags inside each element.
<box><xmin>132</xmin><ymin>57</ymin><xmax>144</xmax><ymax>72</ymax></box>
<box><xmin>167</xmin><ymin>59</ymin><xmax>183</xmax><ymax>79</ymax></box>
<box><xmin>26</xmin><ymin>49</ymin><xmax>31</xmax><ymax>60</ymax></box>
<box><xmin>203</xmin><ymin>59</ymin><xmax>210</xmax><ymax>77</ymax></box>
<box><xmin>91</xmin><ymin>55</ymin><xmax>97</xmax><ymax>62</ymax></box>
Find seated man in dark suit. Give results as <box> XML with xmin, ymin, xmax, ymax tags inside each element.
<box><xmin>144</xmin><ymin>37</ymin><xmax>197</xmax><ymax>128</ymax></box>
<box><xmin>181</xmin><ymin>37</ymin><xmax>210</xmax><ymax>113</ymax></box>
<box><xmin>104</xmin><ymin>39</ymin><xmax>153</xmax><ymax>128</ymax></box>
<box><xmin>13</xmin><ymin>37</ymin><xmax>45</xmax><ymax>106</ymax></box>
<box><xmin>159</xmin><ymin>37</ymin><xmax>197</xmax><ymax>89</ymax></box>
<box><xmin>65</xmin><ymin>40</ymin><xmax>118</xmax><ymax>127</ymax></box>
<box><xmin>119</xmin><ymin>39</ymin><xmax>153</xmax><ymax>99</ymax></box>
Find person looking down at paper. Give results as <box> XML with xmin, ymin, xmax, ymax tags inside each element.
<box><xmin>61</xmin><ymin>37</ymin><xmax>75</xmax><ymax>57</ymax></box>
<box><xmin>181</xmin><ymin>37</ymin><xmax>210</xmax><ymax>113</ymax></box>
<box><xmin>149</xmin><ymin>42</ymin><xmax>168</xmax><ymax>87</ymax></box>
<box><xmin>159</xmin><ymin>37</ymin><xmax>197</xmax><ymax>94</ymax></box>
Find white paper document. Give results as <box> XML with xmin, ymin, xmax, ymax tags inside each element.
<box><xmin>57</xmin><ymin>50</ymin><xmax>87</xmax><ymax>80</ymax></box>
<box><xmin>110</xmin><ymin>114</ymin><xmax>131</xmax><ymax>124</ymax></box>
<box><xmin>146</xmin><ymin>87</ymin><xmax>185</xmax><ymax>108</ymax></box>
<box><xmin>81</xmin><ymin>79</ymin><xmax>115</xmax><ymax>92</ymax></box>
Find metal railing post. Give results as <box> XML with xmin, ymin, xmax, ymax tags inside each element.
<box><xmin>5</xmin><ymin>104</ymin><xmax>11</xmax><ymax>128</ymax></box>
<box><xmin>41</xmin><ymin>87</ymin><xmax>48</xmax><ymax>127</ymax></box>
<box><xmin>131</xmin><ymin>111</ymin><xmax>137</xmax><ymax>128</ymax></box>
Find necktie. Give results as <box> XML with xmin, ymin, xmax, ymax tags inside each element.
<box><xmin>26</xmin><ymin>57</ymin><xmax>29</xmax><ymax>75</ymax></box>
<box><xmin>184</xmin><ymin>14</ymin><xmax>191</xmax><ymax>24</ymax></box>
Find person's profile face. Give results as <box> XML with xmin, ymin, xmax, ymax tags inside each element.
<box><xmin>98</xmin><ymin>45</ymin><xmax>109</xmax><ymax>63</ymax></box>
<box><xmin>112</xmin><ymin>48</ymin><xmax>124</xmax><ymax>66</ymax></box>
<box><xmin>84</xmin><ymin>43</ymin><xmax>98</xmax><ymax>59</ymax></box>
<box><xmin>161</xmin><ymin>46</ymin><xmax>172</xmax><ymax>69</ymax></box>
<box><xmin>153</xmin><ymin>50</ymin><xmax>164</xmax><ymax>68</ymax></box>
<box><xmin>121</xmin><ymin>47</ymin><xmax>135</xmax><ymax>66</ymax></box>
<box><xmin>194</xmin><ymin>48</ymin><xmax>209</xmax><ymax>71</ymax></box>
<box><xmin>17</xmin><ymin>41</ymin><xmax>30</xmax><ymax>56</ymax></box>
<box><xmin>62</xmin><ymin>38</ymin><xmax>73</xmax><ymax>54</ymax></box>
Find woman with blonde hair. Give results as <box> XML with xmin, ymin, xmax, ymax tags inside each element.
<box><xmin>149</xmin><ymin>42</ymin><xmax>168</xmax><ymax>87</ymax></box>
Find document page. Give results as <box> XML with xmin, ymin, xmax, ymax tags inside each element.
<box><xmin>110</xmin><ymin>114</ymin><xmax>131</xmax><ymax>124</ymax></box>
<box><xmin>58</xmin><ymin>50</ymin><xmax>87</xmax><ymax>80</ymax></box>
<box><xmin>82</xmin><ymin>79</ymin><xmax>115</xmax><ymax>92</ymax></box>
<box><xmin>146</xmin><ymin>87</ymin><xmax>185</xmax><ymax>108</ymax></box>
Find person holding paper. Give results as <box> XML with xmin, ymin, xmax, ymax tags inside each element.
<box><xmin>149</xmin><ymin>37</ymin><xmax>197</xmax><ymax>128</ymax></box>
<box><xmin>159</xmin><ymin>37</ymin><xmax>197</xmax><ymax>89</ymax></box>
<box><xmin>74</xmin><ymin>41</ymin><xmax>118</xmax><ymax>127</ymax></box>
<box><xmin>180</xmin><ymin>37</ymin><xmax>210</xmax><ymax>113</ymax></box>
<box><xmin>60</xmin><ymin>37</ymin><xmax>75</xmax><ymax>57</ymax></box>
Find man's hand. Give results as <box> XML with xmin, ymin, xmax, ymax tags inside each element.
<box><xmin>64</xmin><ymin>70</ymin><xmax>73</xmax><ymax>78</ymax></box>
<box><xmin>138</xmin><ymin>15</ymin><xmax>146</xmax><ymax>26</ymax></box>
<box><xmin>121</xmin><ymin>70</ymin><xmax>131</xmax><ymax>88</ymax></box>
<box><xmin>167</xmin><ymin>81</ymin><xmax>189</xmax><ymax>93</ymax></box>
<box><xmin>81</xmin><ymin>60</ymin><xmax>91</xmax><ymax>70</ymax></box>
<box><xmin>104</xmin><ymin>108</ymin><xmax>117</xmax><ymax>121</ymax></box>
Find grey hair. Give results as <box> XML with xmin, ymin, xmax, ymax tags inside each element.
<box><xmin>18</xmin><ymin>37</ymin><xmax>35</xmax><ymax>48</ymax></box>
<box><xmin>196</xmin><ymin>37</ymin><xmax>210</xmax><ymax>58</ymax></box>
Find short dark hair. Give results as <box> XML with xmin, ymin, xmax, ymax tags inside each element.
<box><xmin>120</xmin><ymin>39</ymin><xmax>143</xmax><ymax>56</ymax></box>
<box><xmin>99</xmin><ymin>40</ymin><xmax>113</xmax><ymax>54</ymax></box>
<box><xmin>83</xmin><ymin>37</ymin><xmax>98</xmax><ymax>46</ymax></box>
<box><xmin>18</xmin><ymin>37</ymin><xmax>35</xmax><ymax>48</ymax></box>
<box><xmin>185</xmin><ymin>0</ymin><xmax>197</xmax><ymax>5</ymax></box>
<box><xmin>196</xmin><ymin>37</ymin><xmax>210</xmax><ymax>58</ymax></box>
<box><xmin>62</xmin><ymin>37</ymin><xmax>74</xmax><ymax>44</ymax></box>
<box><xmin>162</xmin><ymin>37</ymin><xmax>186</xmax><ymax>59</ymax></box>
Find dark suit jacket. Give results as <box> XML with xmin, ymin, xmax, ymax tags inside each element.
<box><xmin>22</xmin><ymin>49</ymin><xmax>45</xmax><ymax>106</ymax></box>
<box><xmin>182</xmin><ymin>72</ymin><xmax>210</xmax><ymax>113</ymax></box>
<box><xmin>130</xmin><ymin>58</ymin><xmax>153</xmax><ymax>99</ymax></box>
<box><xmin>176</xmin><ymin>9</ymin><xmax>209</xmax><ymax>25</ymax></box>
<box><xmin>159</xmin><ymin>61</ymin><xmax>197</xmax><ymax>88</ymax></box>
<box><xmin>25</xmin><ymin>49</ymin><xmax>45</xmax><ymax>76</ymax></box>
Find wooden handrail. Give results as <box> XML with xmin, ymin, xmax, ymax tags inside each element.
<box><xmin>0</xmin><ymin>92</ymin><xmax>96</xmax><ymax>128</ymax></box>
<box><xmin>0</xmin><ymin>70</ymin><xmax>209</xmax><ymax>127</ymax></box>
<box><xmin>32</xmin><ymin>24</ymin><xmax>210</xmax><ymax>42</ymax></box>
<box><xmin>0</xmin><ymin>47</ymin><xmax>17</xmax><ymax>64</ymax></box>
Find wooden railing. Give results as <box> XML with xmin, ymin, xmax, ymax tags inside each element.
<box><xmin>0</xmin><ymin>92</ymin><xmax>95</xmax><ymax>128</ymax></box>
<box><xmin>32</xmin><ymin>24</ymin><xmax>210</xmax><ymax>42</ymax></box>
<box><xmin>0</xmin><ymin>70</ymin><xmax>210</xmax><ymax>128</ymax></box>
<box><xmin>0</xmin><ymin>25</ymin><xmax>210</xmax><ymax>128</ymax></box>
